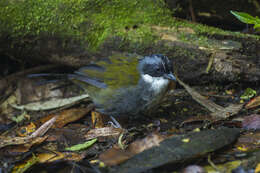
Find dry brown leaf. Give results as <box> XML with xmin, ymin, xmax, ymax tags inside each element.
<box><xmin>37</xmin><ymin>151</ymin><xmax>84</xmax><ymax>163</ymax></box>
<box><xmin>30</xmin><ymin>116</ymin><xmax>57</xmax><ymax>138</ymax></box>
<box><xmin>99</xmin><ymin>132</ymin><xmax>166</xmax><ymax>166</ymax></box>
<box><xmin>6</xmin><ymin>136</ymin><xmax>47</xmax><ymax>154</ymax></box>
<box><xmin>38</xmin><ymin>105</ymin><xmax>93</xmax><ymax>128</ymax></box>
<box><xmin>99</xmin><ymin>147</ymin><xmax>133</xmax><ymax>166</ymax></box>
<box><xmin>54</xmin><ymin>107</ymin><xmax>93</xmax><ymax>128</ymax></box>
<box><xmin>11</xmin><ymin>94</ymin><xmax>89</xmax><ymax>111</ymax></box>
<box><xmin>210</xmin><ymin>104</ymin><xmax>243</xmax><ymax>119</ymax></box>
<box><xmin>245</xmin><ymin>96</ymin><xmax>260</xmax><ymax>109</ymax></box>
<box><xmin>91</xmin><ymin>111</ymin><xmax>104</xmax><ymax>128</ymax></box>
<box><xmin>17</xmin><ymin>122</ymin><xmax>37</xmax><ymax>137</ymax></box>
<box><xmin>235</xmin><ymin>131</ymin><xmax>260</xmax><ymax>152</ymax></box>
<box><xmin>85</xmin><ymin>126</ymin><xmax>123</xmax><ymax>140</ymax></box>
<box><xmin>128</xmin><ymin>132</ymin><xmax>165</xmax><ymax>154</ymax></box>
<box><xmin>242</xmin><ymin>114</ymin><xmax>260</xmax><ymax>130</ymax></box>
<box><xmin>45</xmin><ymin>124</ymin><xmax>89</xmax><ymax>144</ymax></box>
<box><xmin>176</xmin><ymin>76</ymin><xmax>223</xmax><ymax>113</ymax></box>
<box><xmin>180</xmin><ymin>115</ymin><xmax>214</xmax><ymax>126</ymax></box>
<box><xmin>11</xmin><ymin>150</ymin><xmax>84</xmax><ymax>172</ymax></box>
<box><xmin>15</xmin><ymin>78</ymin><xmax>64</xmax><ymax>105</ymax></box>
<box><xmin>0</xmin><ymin>136</ymin><xmax>32</xmax><ymax>148</ymax></box>
<box><xmin>176</xmin><ymin>76</ymin><xmax>243</xmax><ymax>119</ymax></box>
<box><xmin>0</xmin><ymin>116</ymin><xmax>56</xmax><ymax>148</ymax></box>
<box><xmin>255</xmin><ymin>163</ymin><xmax>260</xmax><ymax>173</ymax></box>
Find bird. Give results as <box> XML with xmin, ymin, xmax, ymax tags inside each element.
<box><xmin>29</xmin><ymin>53</ymin><xmax>176</xmax><ymax>126</ymax></box>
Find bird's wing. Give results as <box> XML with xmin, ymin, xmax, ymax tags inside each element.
<box><xmin>73</xmin><ymin>52</ymin><xmax>142</xmax><ymax>90</ymax></box>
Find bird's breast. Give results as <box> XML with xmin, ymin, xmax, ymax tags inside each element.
<box><xmin>141</xmin><ymin>74</ymin><xmax>169</xmax><ymax>95</ymax></box>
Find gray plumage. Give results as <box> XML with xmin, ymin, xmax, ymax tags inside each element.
<box><xmin>29</xmin><ymin>54</ymin><xmax>176</xmax><ymax>118</ymax></box>
<box><xmin>93</xmin><ymin>54</ymin><xmax>176</xmax><ymax>117</ymax></box>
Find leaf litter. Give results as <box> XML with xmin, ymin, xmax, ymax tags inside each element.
<box><xmin>0</xmin><ymin>66</ymin><xmax>258</xmax><ymax>173</ymax></box>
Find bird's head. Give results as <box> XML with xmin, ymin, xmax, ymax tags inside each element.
<box><xmin>138</xmin><ymin>54</ymin><xmax>176</xmax><ymax>84</ymax></box>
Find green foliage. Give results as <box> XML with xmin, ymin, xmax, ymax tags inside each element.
<box><xmin>0</xmin><ymin>0</ymin><xmax>172</xmax><ymax>50</ymax></box>
<box><xmin>230</xmin><ymin>11</ymin><xmax>260</xmax><ymax>29</ymax></box>
<box><xmin>240</xmin><ymin>88</ymin><xmax>256</xmax><ymax>100</ymax></box>
<box><xmin>65</xmin><ymin>138</ymin><xmax>97</xmax><ymax>151</ymax></box>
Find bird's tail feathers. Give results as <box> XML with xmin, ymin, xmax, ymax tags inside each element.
<box><xmin>28</xmin><ymin>72</ymin><xmax>107</xmax><ymax>89</ymax></box>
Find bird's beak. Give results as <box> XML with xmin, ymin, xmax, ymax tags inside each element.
<box><xmin>164</xmin><ymin>73</ymin><xmax>176</xmax><ymax>81</ymax></box>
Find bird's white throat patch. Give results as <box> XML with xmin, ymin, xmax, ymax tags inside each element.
<box><xmin>141</xmin><ymin>74</ymin><xmax>169</xmax><ymax>94</ymax></box>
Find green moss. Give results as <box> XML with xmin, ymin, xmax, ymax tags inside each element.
<box><xmin>2</xmin><ymin>0</ymin><xmax>259</xmax><ymax>54</ymax></box>
<box><xmin>161</xmin><ymin>18</ymin><xmax>260</xmax><ymax>50</ymax></box>
<box><xmin>0</xmin><ymin>0</ymin><xmax>172</xmax><ymax>50</ymax></box>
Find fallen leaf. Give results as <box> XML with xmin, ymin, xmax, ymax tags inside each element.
<box><xmin>242</xmin><ymin>114</ymin><xmax>260</xmax><ymax>130</ymax></box>
<box><xmin>85</xmin><ymin>126</ymin><xmax>123</xmax><ymax>140</ymax></box>
<box><xmin>0</xmin><ymin>136</ymin><xmax>32</xmax><ymax>148</ymax></box>
<box><xmin>12</xmin><ymin>154</ymin><xmax>38</xmax><ymax>173</ymax></box>
<box><xmin>245</xmin><ymin>96</ymin><xmax>260</xmax><ymax>109</ymax></box>
<box><xmin>240</xmin><ymin>88</ymin><xmax>256</xmax><ymax>100</ymax></box>
<box><xmin>15</xmin><ymin>78</ymin><xmax>64</xmax><ymax>105</ymax></box>
<box><xmin>128</xmin><ymin>132</ymin><xmax>166</xmax><ymax>154</ymax></box>
<box><xmin>37</xmin><ymin>151</ymin><xmax>84</xmax><ymax>163</ymax></box>
<box><xmin>176</xmin><ymin>77</ymin><xmax>243</xmax><ymax>119</ymax></box>
<box><xmin>37</xmin><ymin>106</ymin><xmax>93</xmax><ymax>128</ymax></box>
<box><xmin>11</xmin><ymin>111</ymin><xmax>30</xmax><ymax>123</ymax></box>
<box><xmin>54</xmin><ymin>107</ymin><xmax>93</xmax><ymax>128</ymax></box>
<box><xmin>107</xmin><ymin>128</ymin><xmax>240</xmax><ymax>173</ymax></box>
<box><xmin>204</xmin><ymin>160</ymin><xmax>242</xmax><ymax>173</ymax></box>
<box><xmin>37</xmin><ymin>152</ymin><xmax>64</xmax><ymax>163</ymax></box>
<box><xmin>99</xmin><ymin>147</ymin><xmax>133</xmax><ymax>166</ymax></box>
<box><xmin>17</xmin><ymin>122</ymin><xmax>37</xmax><ymax>137</ymax></box>
<box><xmin>45</xmin><ymin>124</ymin><xmax>89</xmax><ymax>145</ymax></box>
<box><xmin>176</xmin><ymin>77</ymin><xmax>223</xmax><ymax>113</ymax></box>
<box><xmin>30</xmin><ymin>116</ymin><xmax>57</xmax><ymax>138</ymax></box>
<box><xmin>180</xmin><ymin>115</ymin><xmax>214</xmax><ymax>126</ymax></box>
<box><xmin>11</xmin><ymin>94</ymin><xmax>89</xmax><ymax>111</ymax></box>
<box><xmin>65</xmin><ymin>138</ymin><xmax>97</xmax><ymax>151</ymax></box>
<box><xmin>235</xmin><ymin>131</ymin><xmax>260</xmax><ymax>152</ymax></box>
<box><xmin>6</xmin><ymin>136</ymin><xmax>48</xmax><ymax>154</ymax></box>
<box><xmin>255</xmin><ymin>163</ymin><xmax>260</xmax><ymax>173</ymax></box>
<box><xmin>91</xmin><ymin>111</ymin><xmax>104</xmax><ymax>128</ymax></box>
<box><xmin>99</xmin><ymin>132</ymin><xmax>166</xmax><ymax>166</ymax></box>
<box><xmin>0</xmin><ymin>116</ymin><xmax>56</xmax><ymax>148</ymax></box>
<box><xmin>210</xmin><ymin>104</ymin><xmax>243</xmax><ymax>119</ymax></box>
<box><xmin>0</xmin><ymin>94</ymin><xmax>17</xmax><ymax>116</ymax></box>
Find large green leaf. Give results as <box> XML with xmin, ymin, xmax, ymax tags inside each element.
<box><xmin>230</xmin><ymin>11</ymin><xmax>260</xmax><ymax>25</ymax></box>
<box><xmin>254</xmin><ymin>23</ymin><xmax>260</xmax><ymax>29</ymax></box>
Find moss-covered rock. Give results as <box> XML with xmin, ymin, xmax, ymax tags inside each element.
<box><xmin>0</xmin><ymin>0</ymin><xmax>172</xmax><ymax>50</ymax></box>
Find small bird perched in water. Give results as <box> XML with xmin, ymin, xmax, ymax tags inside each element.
<box><xmin>30</xmin><ymin>53</ymin><xmax>176</xmax><ymax>125</ymax></box>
